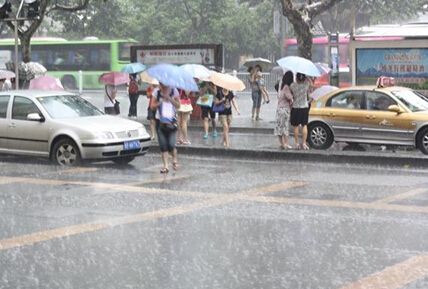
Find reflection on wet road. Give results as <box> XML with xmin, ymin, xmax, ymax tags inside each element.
<box><xmin>0</xmin><ymin>154</ymin><xmax>427</xmax><ymax>289</ymax></box>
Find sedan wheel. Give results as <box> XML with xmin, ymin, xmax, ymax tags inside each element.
<box><xmin>52</xmin><ymin>138</ymin><xmax>81</xmax><ymax>166</ymax></box>
<box><xmin>308</xmin><ymin>123</ymin><xmax>334</xmax><ymax>150</ymax></box>
<box><xmin>417</xmin><ymin>127</ymin><xmax>428</xmax><ymax>155</ymax></box>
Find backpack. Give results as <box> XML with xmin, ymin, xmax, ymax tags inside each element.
<box><xmin>128</xmin><ymin>79</ymin><xmax>139</xmax><ymax>95</ymax></box>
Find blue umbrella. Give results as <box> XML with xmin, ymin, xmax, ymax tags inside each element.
<box><xmin>276</xmin><ymin>56</ymin><xmax>321</xmax><ymax>77</ymax></box>
<box><xmin>146</xmin><ymin>63</ymin><xmax>198</xmax><ymax>91</ymax></box>
<box><xmin>121</xmin><ymin>62</ymin><xmax>147</xmax><ymax>74</ymax></box>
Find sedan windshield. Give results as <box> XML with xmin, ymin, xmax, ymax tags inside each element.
<box><xmin>391</xmin><ymin>90</ymin><xmax>428</xmax><ymax>112</ymax></box>
<box><xmin>38</xmin><ymin>95</ymin><xmax>103</xmax><ymax>119</ymax></box>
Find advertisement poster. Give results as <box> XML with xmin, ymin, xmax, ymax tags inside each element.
<box><xmin>136</xmin><ymin>48</ymin><xmax>216</xmax><ymax>66</ymax></box>
<box><xmin>356</xmin><ymin>48</ymin><xmax>428</xmax><ymax>90</ymax></box>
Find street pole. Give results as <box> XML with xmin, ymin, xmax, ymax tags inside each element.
<box><xmin>14</xmin><ymin>21</ymin><xmax>19</xmax><ymax>89</ymax></box>
<box><xmin>1</xmin><ymin>0</ymin><xmax>26</xmax><ymax>89</ymax></box>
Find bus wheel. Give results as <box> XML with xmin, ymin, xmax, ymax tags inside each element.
<box><xmin>62</xmin><ymin>75</ymin><xmax>77</xmax><ymax>90</ymax></box>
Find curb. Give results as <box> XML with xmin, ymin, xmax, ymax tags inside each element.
<box><xmin>147</xmin><ymin>144</ymin><xmax>428</xmax><ymax>168</ymax></box>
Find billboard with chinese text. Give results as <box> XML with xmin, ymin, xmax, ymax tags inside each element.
<box><xmin>356</xmin><ymin>48</ymin><xmax>428</xmax><ymax>90</ymax></box>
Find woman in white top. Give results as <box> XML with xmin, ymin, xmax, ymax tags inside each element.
<box><xmin>104</xmin><ymin>85</ymin><xmax>119</xmax><ymax>115</ymax></box>
<box><xmin>150</xmin><ymin>83</ymin><xmax>181</xmax><ymax>174</ymax></box>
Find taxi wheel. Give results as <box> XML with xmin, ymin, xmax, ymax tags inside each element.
<box><xmin>112</xmin><ymin>157</ymin><xmax>135</xmax><ymax>165</ymax></box>
<box><xmin>417</xmin><ymin>127</ymin><xmax>428</xmax><ymax>155</ymax></box>
<box><xmin>308</xmin><ymin>123</ymin><xmax>333</xmax><ymax>150</ymax></box>
<box><xmin>52</xmin><ymin>138</ymin><xmax>81</xmax><ymax>166</ymax></box>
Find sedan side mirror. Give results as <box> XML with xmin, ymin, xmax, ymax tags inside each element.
<box><xmin>388</xmin><ymin>105</ymin><xmax>404</xmax><ymax>114</ymax></box>
<box><xmin>27</xmin><ymin>113</ymin><xmax>45</xmax><ymax>122</ymax></box>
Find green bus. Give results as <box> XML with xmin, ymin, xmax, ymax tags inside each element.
<box><xmin>0</xmin><ymin>37</ymin><xmax>136</xmax><ymax>89</ymax></box>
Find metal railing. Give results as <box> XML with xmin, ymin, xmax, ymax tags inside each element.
<box><xmin>235</xmin><ymin>72</ymin><xmax>281</xmax><ymax>93</ymax></box>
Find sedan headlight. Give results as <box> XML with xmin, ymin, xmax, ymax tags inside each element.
<box><xmin>93</xmin><ymin>131</ymin><xmax>115</xmax><ymax>140</ymax></box>
<box><xmin>138</xmin><ymin>127</ymin><xmax>148</xmax><ymax>137</ymax></box>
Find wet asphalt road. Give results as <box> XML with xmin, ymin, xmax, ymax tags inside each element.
<box><xmin>0</xmin><ymin>154</ymin><xmax>428</xmax><ymax>289</ymax></box>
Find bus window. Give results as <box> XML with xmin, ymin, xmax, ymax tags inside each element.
<box><xmin>119</xmin><ymin>43</ymin><xmax>132</xmax><ymax>61</ymax></box>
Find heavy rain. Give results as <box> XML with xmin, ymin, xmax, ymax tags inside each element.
<box><xmin>1</xmin><ymin>0</ymin><xmax>428</xmax><ymax>288</ymax></box>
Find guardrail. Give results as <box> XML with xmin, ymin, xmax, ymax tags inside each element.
<box><xmin>235</xmin><ymin>72</ymin><xmax>281</xmax><ymax>93</ymax></box>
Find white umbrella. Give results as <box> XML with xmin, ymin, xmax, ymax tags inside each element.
<box><xmin>139</xmin><ymin>71</ymin><xmax>159</xmax><ymax>85</ymax></box>
<box><xmin>314</xmin><ymin>62</ymin><xmax>331</xmax><ymax>75</ymax></box>
<box><xmin>209</xmin><ymin>71</ymin><xmax>245</xmax><ymax>91</ymax></box>
<box><xmin>0</xmin><ymin>70</ymin><xmax>15</xmax><ymax>79</ymax></box>
<box><xmin>277</xmin><ymin>56</ymin><xmax>321</xmax><ymax>77</ymax></box>
<box><xmin>24</xmin><ymin>62</ymin><xmax>47</xmax><ymax>76</ymax></box>
<box><xmin>180</xmin><ymin>64</ymin><xmax>211</xmax><ymax>80</ymax></box>
<box><xmin>243</xmin><ymin>57</ymin><xmax>273</xmax><ymax>72</ymax></box>
<box><xmin>310</xmin><ymin>85</ymin><xmax>339</xmax><ymax>100</ymax></box>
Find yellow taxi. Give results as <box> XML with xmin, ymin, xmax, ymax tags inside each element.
<box><xmin>308</xmin><ymin>86</ymin><xmax>428</xmax><ymax>154</ymax></box>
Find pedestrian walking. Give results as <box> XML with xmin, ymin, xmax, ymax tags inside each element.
<box><xmin>215</xmin><ymin>87</ymin><xmax>240</xmax><ymax>147</ymax></box>
<box><xmin>150</xmin><ymin>83</ymin><xmax>181</xmax><ymax>174</ymax></box>
<box><xmin>128</xmin><ymin>74</ymin><xmax>140</xmax><ymax>117</ymax></box>
<box><xmin>104</xmin><ymin>84</ymin><xmax>120</xmax><ymax>115</ymax></box>
<box><xmin>290</xmin><ymin>73</ymin><xmax>311</xmax><ymax>150</ymax></box>
<box><xmin>199</xmin><ymin>81</ymin><xmax>218</xmax><ymax>139</ymax></box>
<box><xmin>274</xmin><ymin>71</ymin><xmax>294</xmax><ymax>150</ymax></box>
<box><xmin>177</xmin><ymin>89</ymin><xmax>193</xmax><ymax>145</ymax></box>
<box><xmin>251</xmin><ymin>70</ymin><xmax>270</xmax><ymax>120</ymax></box>
<box><xmin>146</xmin><ymin>84</ymin><xmax>157</xmax><ymax>140</ymax></box>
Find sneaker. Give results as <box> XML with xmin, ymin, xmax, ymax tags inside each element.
<box><xmin>213</xmin><ymin>130</ymin><xmax>218</xmax><ymax>138</ymax></box>
<box><xmin>203</xmin><ymin>133</ymin><xmax>209</xmax><ymax>139</ymax></box>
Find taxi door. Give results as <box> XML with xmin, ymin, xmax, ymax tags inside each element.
<box><xmin>321</xmin><ymin>90</ymin><xmax>365</xmax><ymax>140</ymax></box>
<box><xmin>360</xmin><ymin>91</ymin><xmax>415</xmax><ymax>144</ymax></box>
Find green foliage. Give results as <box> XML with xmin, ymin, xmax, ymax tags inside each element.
<box><xmin>47</xmin><ymin>0</ymin><xmax>281</xmax><ymax>68</ymax></box>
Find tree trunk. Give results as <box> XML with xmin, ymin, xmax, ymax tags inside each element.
<box><xmin>293</xmin><ymin>21</ymin><xmax>313</xmax><ymax>60</ymax></box>
<box><xmin>20</xmin><ymin>35</ymin><xmax>31</xmax><ymax>63</ymax></box>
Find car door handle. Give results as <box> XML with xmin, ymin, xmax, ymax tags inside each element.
<box><xmin>8</xmin><ymin>123</ymin><xmax>16</xmax><ymax>128</ymax></box>
<box><xmin>365</xmin><ymin>115</ymin><xmax>376</xmax><ymax>120</ymax></box>
<box><xmin>329</xmin><ymin>113</ymin><xmax>336</xmax><ymax>117</ymax></box>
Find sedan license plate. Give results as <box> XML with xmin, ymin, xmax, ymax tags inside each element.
<box><xmin>123</xmin><ymin>140</ymin><xmax>141</xmax><ymax>151</ymax></box>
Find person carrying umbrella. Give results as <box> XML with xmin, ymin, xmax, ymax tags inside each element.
<box><xmin>128</xmin><ymin>74</ymin><xmax>140</xmax><ymax>117</ymax></box>
<box><xmin>214</xmin><ymin>87</ymin><xmax>240</xmax><ymax>148</ymax></box>
<box><xmin>290</xmin><ymin>73</ymin><xmax>312</xmax><ymax>150</ymax></box>
<box><xmin>104</xmin><ymin>85</ymin><xmax>119</xmax><ymax>115</ymax></box>
<box><xmin>150</xmin><ymin>83</ymin><xmax>181</xmax><ymax>174</ymax></box>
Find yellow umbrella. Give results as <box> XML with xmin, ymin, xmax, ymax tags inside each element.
<box><xmin>139</xmin><ymin>70</ymin><xmax>159</xmax><ymax>85</ymax></box>
<box><xmin>209</xmin><ymin>71</ymin><xmax>245</xmax><ymax>91</ymax></box>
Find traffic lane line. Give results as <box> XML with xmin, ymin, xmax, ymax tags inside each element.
<box><xmin>125</xmin><ymin>174</ymin><xmax>192</xmax><ymax>186</ymax></box>
<box><xmin>339</xmin><ymin>255</ymin><xmax>428</xmax><ymax>289</ymax></box>
<box><xmin>0</xmin><ymin>176</ymin><xmax>217</xmax><ymax>199</ymax></box>
<box><xmin>246</xmin><ymin>196</ymin><xmax>428</xmax><ymax>214</ymax></box>
<box><xmin>57</xmin><ymin>167</ymin><xmax>99</xmax><ymax>174</ymax></box>
<box><xmin>0</xmin><ymin>181</ymin><xmax>304</xmax><ymax>251</ymax></box>
<box><xmin>372</xmin><ymin>188</ymin><xmax>428</xmax><ymax>205</ymax></box>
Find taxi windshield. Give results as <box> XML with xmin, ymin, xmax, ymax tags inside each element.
<box><xmin>391</xmin><ymin>90</ymin><xmax>428</xmax><ymax>112</ymax></box>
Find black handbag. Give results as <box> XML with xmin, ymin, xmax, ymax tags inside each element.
<box><xmin>160</xmin><ymin>121</ymin><xmax>177</xmax><ymax>132</ymax></box>
<box><xmin>114</xmin><ymin>100</ymin><xmax>120</xmax><ymax>115</ymax></box>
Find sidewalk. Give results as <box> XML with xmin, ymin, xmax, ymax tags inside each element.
<box><xmin>79</xmin><ymin>91</ymin><xmax>428</xmax><ymax>167</ymax></box>
<box><xmin>147</xmin><ymin>130</ymin><xmax>428</xmax><ymax>168</ymax></box>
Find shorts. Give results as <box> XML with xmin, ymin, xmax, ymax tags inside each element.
<box><xmin>290</xmin><ymin>107</ymin><xmax>309</xmax><ymax>126</ymax></box>
<box><xmin>156</xmin><ymin>120</ymin><xmax>177</xmax><ymax>153</ymax></box>
<box><xmin>201</xmin><ymin>106</ymin><xmax>216</xmax><ymax>119</ymax></box>
<box><xmin>251</xmin><ymin>91</ymin><xmax>262</xmax><ymax>109</ymax></box>
<box><xmin>147</xmin><ymin>108</ymin><xmax>156</xmax><ymax>120</ymax></box>
<box><xmin>219</xmin><ymin>114</ymin><xmax>232</xmax><ymax>124</ymax></box>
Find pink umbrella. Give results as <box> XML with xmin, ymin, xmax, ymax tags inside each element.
<box><xmin>99</xmin><ymin>71</ymin><xmax>129</xmax><ymax>86</ymax></box>
<box><xmin>29</xmin><ymin>75</ymin><xmax>64</xmax><ymax>90</ymax></box>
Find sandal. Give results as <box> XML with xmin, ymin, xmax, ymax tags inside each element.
<box><xmin>302</xmin><ymin>144</ymin><xmax>310</xmax><ymax>150</ymax></box>
<box><xmin>160</xmin><ymin>168</ymin><xmax>169</xmax><ymax>174</ymax></box>
<box><xmin>172</xmin><ymin>162</ymin><xmax>179</xmax><ymax>170</ymax></box>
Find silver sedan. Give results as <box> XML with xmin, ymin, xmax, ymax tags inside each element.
<box><xmin>0</xmin><ymin>90</ymin><xmax>151</xmax><ymax>166</ymax></box>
